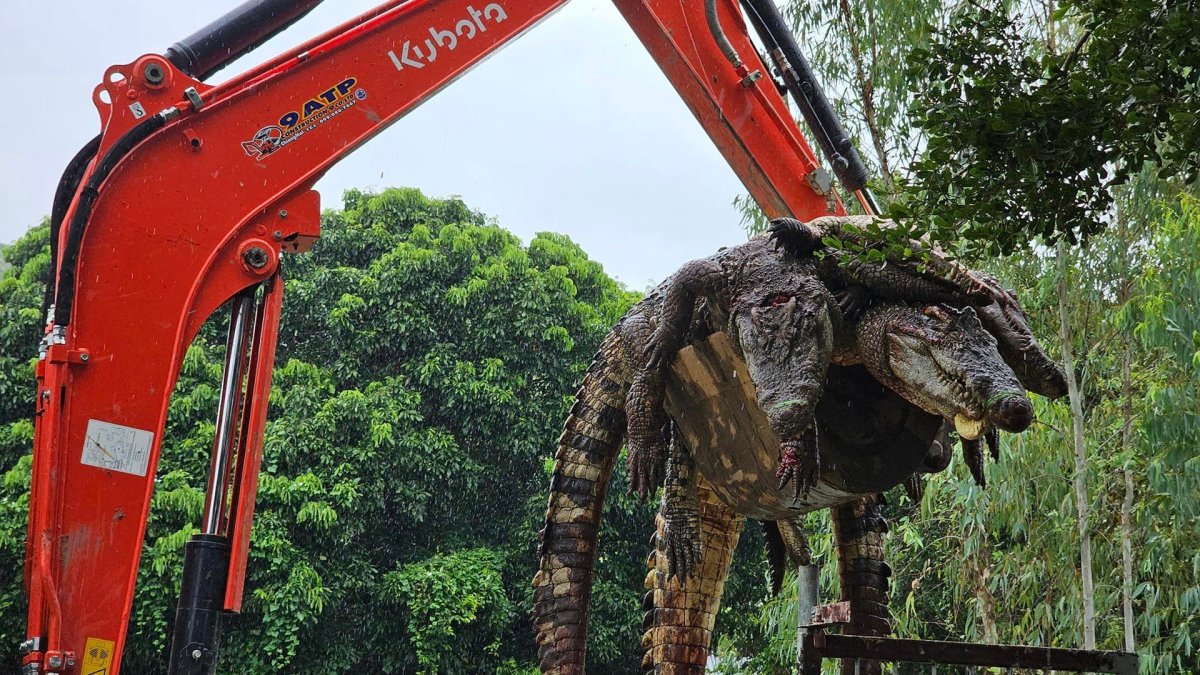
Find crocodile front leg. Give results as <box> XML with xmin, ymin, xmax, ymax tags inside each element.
<box><xmin>644</xmin><ymin>258</ymin><xmax>727</xmax><ymax>371</ymax></box>
<box><xmin>642</xmin><ymin>475</ymin><xmax>742</xmax><ymax>674</ymax></box>
<box><xmin>624</xmin><ymin>313</ymin><xmax>670</xmax><ymax>500</ymax></box>
<box><xmin>627</xmin><ymin>366</ymin><xmax>670</xmax><ymax>500</ymax></box>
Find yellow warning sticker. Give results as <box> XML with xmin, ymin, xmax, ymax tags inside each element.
<box><xmin>82</xmin><ymin>637</ymin><xmax>115</xmax><ymax>675</ymax></box>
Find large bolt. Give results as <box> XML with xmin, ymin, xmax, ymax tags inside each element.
<box><xmin>242</xmin><ymin>247</ymin><xmax>270</xmax><ymax>270</ymax></box>
<box><xmin>46</xmin><ymin>656</ymin><xmax>62</xmax><ymax>669</ymax></box>
<box><xmin>144</xmin><ymin>63</ymin><xmax>165</xmax><ymax>85</ymax></box>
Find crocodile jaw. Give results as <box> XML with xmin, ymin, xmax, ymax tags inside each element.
<box><xmin>954</xmin><ymin>414</ymin><xmax>984</xmax><ymax>440</ymax></box>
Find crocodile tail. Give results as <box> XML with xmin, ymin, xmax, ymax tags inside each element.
<box><xmin>831</xmin><ymin>495</ymin><xmax>892</xmax><ymax>675</ymax></box>
<box><xmin>640</xmin><ymin>476</ymin><xmax>742</xmax><ymax>673</ymax></box>
<box><xmin>533</xmin><ymin>342</ymin><xmax>627</xmax><ymax>675</ymax></box>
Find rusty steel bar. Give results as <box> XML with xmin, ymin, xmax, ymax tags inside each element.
<box><xmin>805</xmin><ymin>633</ymin><xmax>1138</xmax><ymax>674</ymax></box>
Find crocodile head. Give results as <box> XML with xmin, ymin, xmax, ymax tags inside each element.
<box><xmin>856</xmin><ymin>303</ymin><xmax>1035</xmax><ymax>441</ymax></box>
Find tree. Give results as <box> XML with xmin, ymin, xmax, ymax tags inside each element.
<box><xmin>893</xmin><ymin>0</ymin><xmax>1200</xmax><ymax>257</ymax></box>
<box><xmin>784</xmin><ymin>0</ymin><xmax>951</xmax><ymax>198</ymax></box>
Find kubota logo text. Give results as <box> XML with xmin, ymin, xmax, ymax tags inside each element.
<box><xmin>242</xmin><ymin>77</ymin><xmax>367</xmax><ymax>160</ymax></box>
<box><xmin>386</xmin><ymin>4</ymin><xmax>509</xmax><ymax>71</ymax></box>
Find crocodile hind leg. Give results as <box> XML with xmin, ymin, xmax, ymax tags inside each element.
<box><xmin>831</xmin><ymin>495</ymin><xmax>891</xmax><ymax>675</ymax></box>
<box><xmin>642</xmin><ymin>475</ymin><xmax>743</xmax><ymax>674</ymax></box>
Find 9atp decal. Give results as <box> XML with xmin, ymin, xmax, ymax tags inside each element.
<box><xmin>242</xmin><ymin>77</ymin><xmax>368</xmax><ymax>160</ymax></box>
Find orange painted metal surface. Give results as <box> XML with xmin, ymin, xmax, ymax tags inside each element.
<box><xmin>25</xmin><ymin>1</ymin><xmax>842</xmax><ymax>671</ymax></box>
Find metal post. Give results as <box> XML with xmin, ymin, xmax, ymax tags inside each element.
<box><xmin>201</xmin><ymin>294</ymin><xmax>255</xmax><ymax>535</ymax></box>
<box><xmin>797</xmin><ymin>564</ymin><xmax>820</xmax><ymax>675</ymax></box>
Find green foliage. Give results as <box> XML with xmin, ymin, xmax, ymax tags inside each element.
<box><xmin>382</xmin><ymin>548</ymin><xmax>512</xmax><ymax>673</ymax></box>
<box><xmin>893</xmin><ymin>0</ymin><xmax>1200</xmax><ymax>257</ymax></box>
<box><xmin>785</xmin><ymin>0</ymin><xmax>950</xmax><ymax>191</ymax></box>
<box><xmin>744</xmin><ymin>187</ymin><xmax>1200</xmax><ymax>673</ymax></box>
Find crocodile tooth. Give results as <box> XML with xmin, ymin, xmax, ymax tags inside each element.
<box><xmin>954</xmin><ymin>413</ymin><xmax>984</xmax><ymax>440</ymax></box>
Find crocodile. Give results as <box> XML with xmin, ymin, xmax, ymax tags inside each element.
<box><xmin>768</xmin><ymin>215</ymin><xmax>1067</xmax><ymax>401</ymax></box>
<box><xmin>532</xmin><ymin>225</ymin><xmax>1064</xmax><ymax>673</ymax></box>
<box><xmin>644</xmin><ymin>300</ymin><xmax>1049</xmax><ymax>675</ymax></box>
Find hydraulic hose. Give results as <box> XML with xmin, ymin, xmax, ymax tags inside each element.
<box><xmin>53</xmin><ymin>110</ymin><xmax>176</xmax><ymax>328</ymax></box>
<box><xmin>47</xmin><ymin>1</ymin><xmax>321</xmax><ymax>320</ymax></box>
<box><xmin>740</xmin><ymin>0</ymin><xmax>871</xmax><ymax>194</ymax></box>
<box><xmin>706</xmin><ymin>0</ymin><xmax>745</xmax><ymax>69</ymax></box>
<box><xmin>43</xmin><ymin>134</ymin><xmax>101</xmax><ymax>319</ymax></box>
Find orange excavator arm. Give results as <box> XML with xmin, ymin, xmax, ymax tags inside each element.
<box><xmin>22</xmin><ymin>1</ymin><xmax>873</xmax><ymax>672</ymax></box>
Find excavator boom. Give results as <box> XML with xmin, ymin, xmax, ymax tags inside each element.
<box><xmin>22</xmin><ymin>0</ymin><xmax>867</xmax><ymax>672</ymax></box>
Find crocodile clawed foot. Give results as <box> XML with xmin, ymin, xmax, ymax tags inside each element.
<box><xmin>904</xmin><ymin>474</ymin><xmax>924</xmax><ymax>502</ymax></box>
<box><xmin>985</xmin><ymin>426</ymin><xmax>1000</xmax><ymax>462</ymax></box>
<box><xmin>768</xmin><ymin>218</ymin><xmax>823</xmax><ymax>257</ymax></box>
<box><xmin>663</xmin><ymin>507</ymin><xmax>703</xmax><ymax>581</ymax></box>
<box><xmin>835</xmin><ymin>284</ymin><xmax>872</xmax><ymax>319</ymax></box>
<box><xmin>777</xmin><ymin>435</ymin><xmax>820</xmax><ymax>500</ymax></box>
<box><xmin>961</xmin><ymin>436</ymin><xmax>986</xmax><ymax>487</ymax></box>
<box><xmin>627</xmin><ymin>445</ymin><xmax>665</xmax><ymax>502</ymax></box>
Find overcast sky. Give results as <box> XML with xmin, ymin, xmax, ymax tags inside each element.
<box><xmin>0</xmin><ymin>0</ymin><xmax>755</xmax><ymax>288</ymax></box>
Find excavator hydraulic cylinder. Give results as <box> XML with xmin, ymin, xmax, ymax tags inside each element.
<box><xmin>165</xmin><ymin>0</ymin><xmax>326</xmax><ymax>80</ymax></box>
<box><xmin>168</xmin><ymin>535</ymin><xmax>231</xmax><ymax>675</ymax></box>
<box><xmin>740</xmin><ymin>0</ymin><xmax>871</xmax><ymax>194</ymax></box>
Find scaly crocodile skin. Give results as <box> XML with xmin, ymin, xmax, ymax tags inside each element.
<box><xmin>535</xmin><ymin>223</ymin><xmax>1066</xmax><ymax>673</ymax></box>
<box><xmin>533</xmin><ymin>334</ymin><xmax>629</xmax><ymax>674</ymax></box>
<box><xmin>641</xmin><ymin>476</ymin><xmax>742</xmax><ymax>675</ymax></box>
<box><xmin>832</xmin><ymin>496</ymin><xmax>891</xmax><ymax>675</ymax></box>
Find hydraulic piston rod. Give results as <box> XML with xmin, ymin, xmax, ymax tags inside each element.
<box><xmin>168</xmin><ymin>293</ymin><xmax>256</xmax><ymax>675</ymax></box>
<box><xmin>202</xmin><ymin>294</ymin><xmax>256</xmax><ymax>535</ymax></box>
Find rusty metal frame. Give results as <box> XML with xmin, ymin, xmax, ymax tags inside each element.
<box><xmin>799</xmin><ymin>630</ymin><xmax>1139</xmax><ymax>675</ymax></box>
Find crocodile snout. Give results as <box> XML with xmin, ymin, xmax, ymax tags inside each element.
<box><xmin>991</xmin><ymin>395</ymin><xmax>1034</xmax><ymax>432</ymax></box>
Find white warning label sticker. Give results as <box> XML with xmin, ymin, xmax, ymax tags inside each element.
<box><xmin>81</xmin><ymin>419</ymin><xmax>154</xmax><ymax>477</ymax></box>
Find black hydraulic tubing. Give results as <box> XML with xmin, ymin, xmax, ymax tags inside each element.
<box><xmin>53</xmin><ymin>110</ymin><xmax>174</xmax><ymax>328</ymax></box>
<box><xmin>706</xmin><ymin>0</ymin><xmax>745</xmax><ymax>69</ymax></box>
<box><xmin>740</xmin><ymin>0</ymin><xmax>871</xmax><ymax>194</ymax></box>
<box><xmin>165</xmin><ymin>0</ymin><xmax>327</xmax><ymax>81</ymax></box>
<box><xmin>43</xmin><ymin>134</ymin><xmax>101</xmax><ymax>319</ymax></box>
